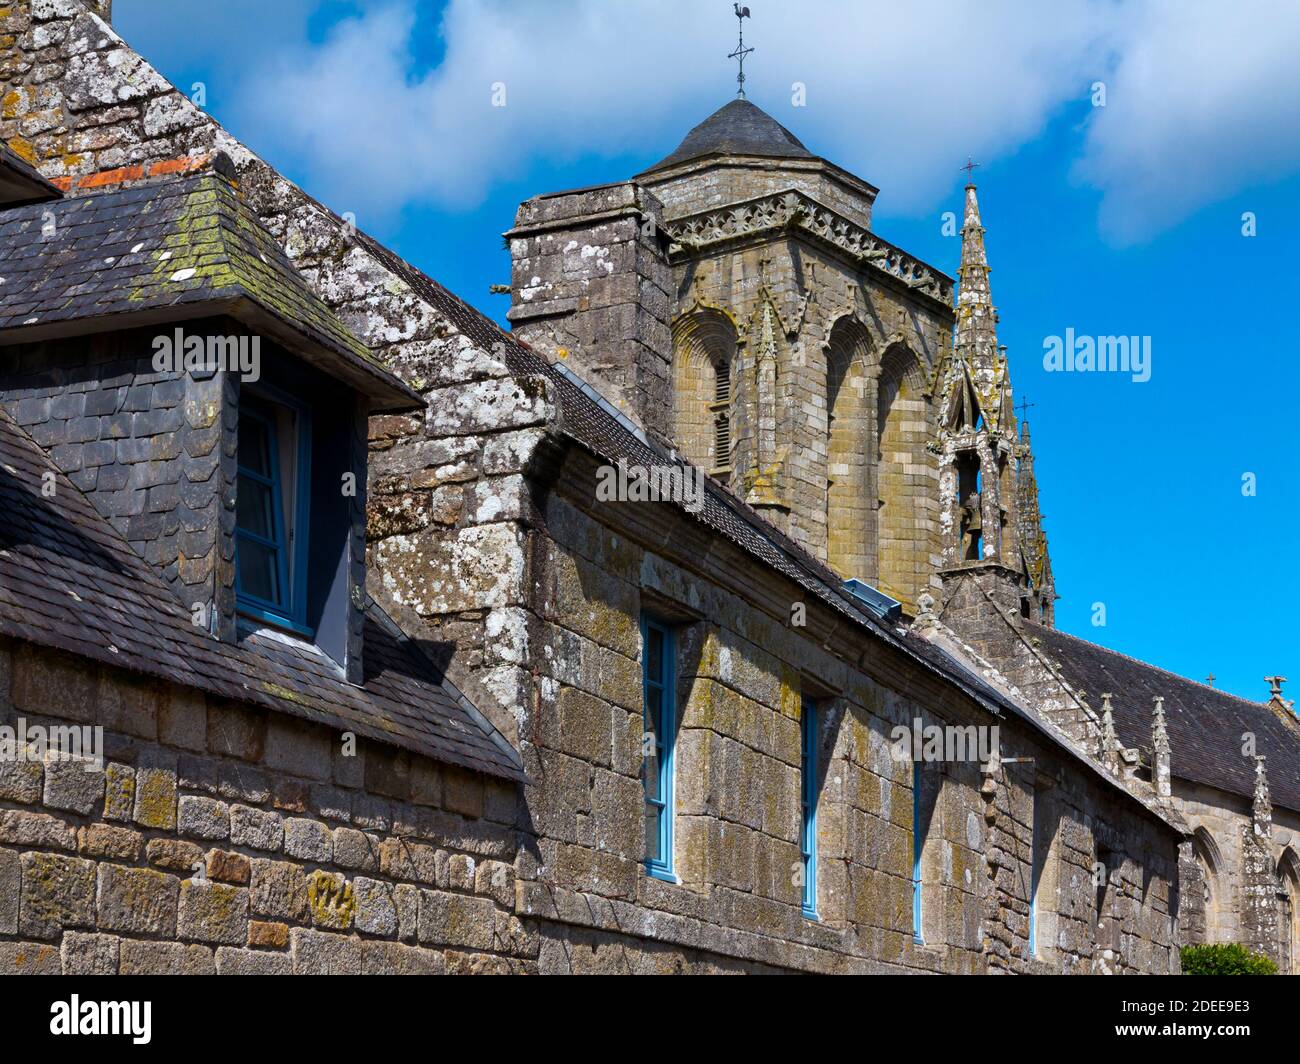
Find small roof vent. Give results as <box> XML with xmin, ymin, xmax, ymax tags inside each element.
<box><xmin>843</xmin><ymin>578</ymin><xmax>903</xmax><ymax>622</ymax></box>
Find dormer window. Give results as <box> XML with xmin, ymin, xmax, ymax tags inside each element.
<box><xmin>237</xmin><ymin>390</ymin><xmax>313</xmax><ymax>635</ymax></box>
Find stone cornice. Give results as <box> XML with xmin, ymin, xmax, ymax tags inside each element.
<box><xmin>663</xmin><ymin>189</ymin><xmax>955</xmax><ymax>308</ymax></box>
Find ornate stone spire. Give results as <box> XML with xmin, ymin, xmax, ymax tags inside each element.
<box><xmin>955</xmin><ymin>182</ymin><xmax>1000</xmax><ymax>398</ymax></box>
<box><xmin>1242</xmin><ymin>754</ymin><xmax>1279</xmax><ymax>963</ymax></box>
<box><xmin>1151</xmin><ymin>696</ymin><xmax>1171</xmax><ymax>798</ymax></box>
<box><xmin>1013</xmin><ymin>418</ymin><xmax>1054</xmax><ymax>624</ymax></box>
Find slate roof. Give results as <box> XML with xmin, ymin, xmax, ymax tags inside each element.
<box><xmin>642</xmin><ymin>99</ymin><xmax>816</xmax><ymax>174</ymax></box>
<box><xmin>348</xmin><ymin>231</ymin><xmax>1179</xmax><ymax>826</ymax></box>
<box><xmin>1030</xmin><ymin>624</ymin><xmax>1300</xmax><ymax>812</ymax></box>
<box><xmin>0</xmin><ymin>170</ymin><xmax>420</xmax><ymax>412</ymax></box>
<box><xmin>0</xmin><ymin>142</ymin><xmax>62</xmax><ymax>207</ymax></box>
<box><xmin>0</xmin><ymin>405</ymin><xmax>522</xmax><ymax>780</ymax></box>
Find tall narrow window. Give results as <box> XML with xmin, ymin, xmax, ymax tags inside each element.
<box><xmin>641</xmin><ymin>615</ymin><xmax>676</xmax><ymax>881</ymax></box>
<box><xmin>912</xmin><ymin>759</ymin><xmax>924</xmax><ymax>942</ymax></box>
<box><xmin>800</xmin><ymin>695</ymin><xmax>819</xmax><ymax>919</ymax></box>
<box><xmin>236</xmin><ymin>393</ymin><xmax>312</xmax><ymax>634</ymax></box>
<box><xmin>710</xmin><ymin>359</ymin><xmax>731</xmax><ymax>472</ymax></box>
<box><xmin>1030</xmin><ymin>789</ymin><xmax>1044</xmax><ymax>956</ymax></box>
<box><xmin>1095</xmin><ymin>845</ymin><xmax>1119</xmax><ymax>955</ymax></box>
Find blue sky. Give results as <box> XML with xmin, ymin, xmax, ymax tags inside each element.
<box><xmin>116</xmin><ymin>0</ymin><xmax>1299</xmax><ymax>702</ymax></box>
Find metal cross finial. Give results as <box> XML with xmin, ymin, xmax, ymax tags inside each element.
<box><xmin>729</xmin><ymin>4</ymin><xmax>754</xmax><ymax>99</ymax></box>
<box><xmin>1016</xmin><ymin>395</ymin><xmax>1035</xmax><ymax>422</ymax></box>
<box><xmin>961</xmin><ymin>157</ymin><xmax>980</xmax><ymax>181</ymax></box>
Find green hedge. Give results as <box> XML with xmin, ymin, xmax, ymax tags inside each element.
<box><xmin>1180</xmin><ymin>943</ymin><xmax>1277</xmax><ymax>975</ymax></box>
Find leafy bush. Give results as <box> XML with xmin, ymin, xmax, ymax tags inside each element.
<box><xmin>1180</xmin><ymin>943</ymin><xmax>1277</xmax><ymax>975</ymax></box>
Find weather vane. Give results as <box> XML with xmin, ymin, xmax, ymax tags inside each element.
<box><xmin>729</xmin><ymin>4</ymin><xmax>754</xmax><ymax>99</ymax></box>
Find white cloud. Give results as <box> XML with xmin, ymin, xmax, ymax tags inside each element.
<box><xmin>1072</xmin><ymin>0</ymin><xmax>1300</xmax><ymax>242</ymax></box>
<box><xmin>118</xmin><ymin>0</ymin><xmax>1300</xmax><ymax>241</ymax></box>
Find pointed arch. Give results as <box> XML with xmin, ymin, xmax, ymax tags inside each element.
<box><xmin>1278</xmin><ymin>847</ymin><xmax>1300</xmax><ymax>973</ymax></box>
<box><xmin>673</xmin><ymin>309</ymin><xmax>738</xmax><ymax>476</ymax></box>
<box><xmin>876</xmin><ymin>342</ymin><xmax>934</xmax><ymax>611</ymax></box>
<box><xmin>1192</xmin><ymin>826</ymin><xmax>1223</xmax><ymax>943</ymax></box>
<box><xmin>824</xmin><ymin>315</ymin><xmax>875</xmax><ymax>579</ymax></box>
<box><xmin>941</xmin><ymin>364</ymin><xmax>981</xmax><ymax>432</ymax></box>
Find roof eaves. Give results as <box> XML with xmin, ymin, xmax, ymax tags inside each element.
<box><xmin>0</xmin><ymin>141</ymin><xmax>63</xmax><ymax>206</ymax></box>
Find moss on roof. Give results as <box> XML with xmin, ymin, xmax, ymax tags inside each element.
<box><xmin>0</xmin><ymin>171</ymin><xmax>419</xmax><ymax>410</ymax></box>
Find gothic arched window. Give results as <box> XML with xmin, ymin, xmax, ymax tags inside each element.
<box><xmin>1192</xmin><ymin>827</ymin><xmax>1223</xmax><ymax>944</ymax></box>
<box><xmin>1279</xmin><ymin>848</ymin><xmax>1300</xmax><ymax>974</ymax></box>
<box><xmin>672</xmin><ymin>310</ymin><xmax>738</xmax><ymax>478</ymax></box>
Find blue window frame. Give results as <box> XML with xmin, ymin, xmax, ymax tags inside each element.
<box><xmin>1030</xmin><ymin>786</ymin><xmax>1047</xmax><ymax>957</ymax></box>
<box><xmin>236</xmin><ymin>392</ymin><xmax>312</xmax><ymax>635</ymax></box>
<box><xmin>912</xmin><ymin>759</ymin><xmax>924</xmax><ymax>943</ymax></box>
<box><xmin>800</xmin><ymin>694</ymin><xmax>819</xmax><ymax>919</ymax></box>
<box><xmin>640</xmin><ymin>615</ymin><xmax>676</xmax><ymax>881</ymax></box>
<box><xmin>1029</xmin><ymin>870</ymin><xmax>1038</xmax><ymax>957</ymax></box>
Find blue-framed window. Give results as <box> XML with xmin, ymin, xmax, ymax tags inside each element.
<box><xmin>800</xmin><ymin>694</ymin><xmax>819</xmax><ymax>919</ymax></box>
<box><xmin>236</xmin><ymin>392</ymin><xmax>313</xmax><ymax>635</ymax></box>
<box><xmin>641</xmin><ymin>615</ymin><xmax>676</xmax><ymax>881</ymax></box>
<box><xmin>912</xmin><ymin>759</ymin><xmax>924</xmax><ymax>943</ymax></box>
<box><xmin>1029</xmin><ymin>822</ymin><xmax>1040</xmax><ymax>952</ymax></box>
<box><xmin>1030</xmin><ymin>786</ymin><xmax>1048</xmax><ymax>957</ymax></box>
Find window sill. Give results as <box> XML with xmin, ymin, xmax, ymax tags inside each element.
<box><xmin>645</xmin><ymin>865</ymin><xmax>680</xmax><ymax>885</ymax></box>
<box><xmin>237</xmin><ymin>603</ymin><xmax>315</xmax><ymax>640</ymax></box>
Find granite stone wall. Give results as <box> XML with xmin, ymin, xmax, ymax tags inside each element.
<box><xmin>1173</xmin><ymin>781</ymin><xmax>1300</xmax><ymax>970</ymax></box>
<box><xmin>510</xmin><ymin>448</ymin><xmax>1180</xmax><ymax>974</ymax></box>
<box><xmin>0</xmin><ymin>636</ymin><xmax>528</xmax><ymax>974</ymax></box>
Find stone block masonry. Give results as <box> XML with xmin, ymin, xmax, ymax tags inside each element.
<box><xmin>0</xmin><ymin>637</ymin><xmax>530</xmax><ymax>975</ymax></box>
<box><xmin>507</xmin><ymin>182</ymin><xmax>674</xmax><ymax>441</ymax></box>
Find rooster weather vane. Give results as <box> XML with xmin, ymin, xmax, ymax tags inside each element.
<box><xmin>729</xmin><ymin>4</ymin><xmax>754</xmax><ymax>99</ymax></box>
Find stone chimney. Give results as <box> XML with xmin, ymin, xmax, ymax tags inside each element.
<box><xmin>505</xmin><ymin>182</ymin><xmax>673</xmax><ymax>441</ymax></box>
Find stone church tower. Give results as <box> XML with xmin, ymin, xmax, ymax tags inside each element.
<box><xmin>507</xmin><ymin>98</ymin><xmax>1053</xmax><ymax>618</ymax></box>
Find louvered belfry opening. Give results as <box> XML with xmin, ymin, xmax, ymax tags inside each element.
<box><xmin>710</xmin><ymin>358</ymin><xmax>731</xmax><ymax>472</ymax></box>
